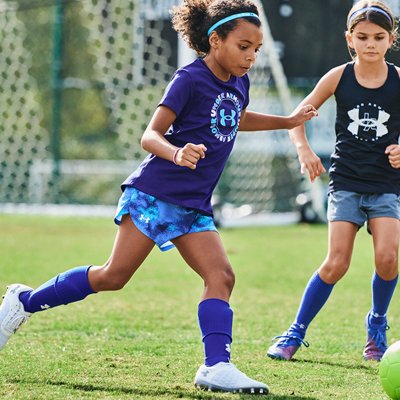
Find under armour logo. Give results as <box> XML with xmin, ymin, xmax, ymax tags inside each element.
<box><xmin>139</xmin><ymin>214</ymin><xmax>150</xmax><ymax>224</ymax></box>
<box><xmin>219</xmin><ymin>109</ymin><xmax>236</xmax><ymax>127</ymax></box>
<box><xmin>225</xmin><ymin>343</ymin><xmax>231</xmax><ymax>353</ymax></box>
<box><xmin>348</xmin><ymin>104</ymin><xmax>389</xmax><ymax>140</ymax></box>
<box><xmin>40</xmin><ymin>304</ymin><xmax>50</xmax><ymax>310</ymax></box>
<box><xmin>372</xmin><ymin>312</ymin><xmax>386</xmax><ymax>318</ymax></box>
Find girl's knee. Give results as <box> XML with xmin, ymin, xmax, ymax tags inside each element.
<box><xmin>375</xmin><ymin>252</ymin><xmax>398</xmax><ymax>269</ymax></box>
<box><xmin>205</xmin><ymin>263</ymin><xmax>235</xmax><ymax>291</ymax></box>
<box><xmin>319</xmin><ymin>255</ymin><xmax>351</xmax><ymax>283</ymax></box>
<box><xmin>89</xmin><ymin>265</ymin><xmax>129</xmax><ymax>291</ymax></box>
<box><xmin>375</xmin><ymin>251</ymin><xmax>398</xmax><ymax>279</ymax></box>
<box><xmin>224</xmin><ymin>265</ymin><xmax>235</xmax><ymax>291</ymax></box>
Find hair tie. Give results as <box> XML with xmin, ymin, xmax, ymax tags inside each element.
<box><xmin>207</xmin><ymin>12</ymin><xmax>260</xmax><ymax>37</ymax></box>
<box><xmin>172</xmin><ymin>148</ymin><xmax>181</xmax><ymax>165</ymax></box>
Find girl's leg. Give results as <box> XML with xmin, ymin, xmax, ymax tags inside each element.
<box><xmin>364</xmin><ymin>217</ymin><xmax>399</xmax><ymax>360</ymax></box>
<box><xmin>0</xmin><ymin>215</ymin><xmax>154</xmax><ymax>348</ymax></box>
<box><xmin>172</xmin><ymin>231</ymin><xmax>268</xmax><ymax>394</ymax></box>
<box><xmin>296</xmin><ymin>220</ymin><xmax>358</xmax><ymax>326</ymax></box>
<box><xmin>21</xmin><ymin>215</ymin><xmax>155</xmax><ymax>311</ymax></box>
<box><xmin>173</xmin><ymin>231</ymin><xmax>234</xmax><ymax>366</ymax></box>
<box><xmin>268</xmin><ymin>221</ymin><xmax>358</xmax><ymax>360</ymax></box>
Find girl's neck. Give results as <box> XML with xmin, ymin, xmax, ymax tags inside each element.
<box><xmin>353</xmin><ymin>59</ymin><xmax>388</xmax><ymax>89</ymax></box>
<box><xmin>203</xmin><ymin>55</ymin><xmax>231</xmax><ymax>82</ymax></box>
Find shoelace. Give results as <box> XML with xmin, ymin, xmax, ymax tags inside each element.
<box><xmin>272</xmin><ymin>334</ymin><xmax>310</xmax><ymax>348</ymax></box>
<box><xmin>369</xmin><ymin>324</ymin><xmax>390</xmax><ymax>350</ymax></box>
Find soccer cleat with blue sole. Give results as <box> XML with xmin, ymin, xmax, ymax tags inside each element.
<box><xmin>194</xmin><ymin>362</ymin><xmax>269</xmax><ymax>394</ymax></box>
<box><xmin>267</xmin><ymin>332</ymin><xmax>309</xmax><ymax>361</ymax></box>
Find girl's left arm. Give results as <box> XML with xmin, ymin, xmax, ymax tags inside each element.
<box><xmin>238</xmin><ymin>105</ymin><xmax>317</xmax><ymax>132</ymax></box>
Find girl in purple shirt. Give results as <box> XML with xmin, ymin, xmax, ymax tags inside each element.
<box><xmin>0</xmin><ymin>0</ymin><xmax>316</xmax><ymax>393</ymax></box>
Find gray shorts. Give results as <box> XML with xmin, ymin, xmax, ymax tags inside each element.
<box><xmin>327</xmin><ymin>190</ymin><xmax>400</xmax><ymax>227</ymax></box>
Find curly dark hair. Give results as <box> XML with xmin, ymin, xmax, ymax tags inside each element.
<box><xmin>171</xmin><ymin>0</ymin><xmax>260</xmax><ymax>56</ymax></box>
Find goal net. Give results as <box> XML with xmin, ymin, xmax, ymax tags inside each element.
<box><xmin>0</xmin><ymin>0</ymin><xmax>307</xmax><ymax>225</ymax></box>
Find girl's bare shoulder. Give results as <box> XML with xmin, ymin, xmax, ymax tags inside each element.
<box><xmin>314</xmin><ymin>64</ymin><xmax>348</xmax><ymax>96</ymax></box>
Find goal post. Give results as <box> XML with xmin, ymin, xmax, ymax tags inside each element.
<box><xmin>0</xmin><ymin>0</ymin><xmax>317</xmax><ymax>224</ymax></box>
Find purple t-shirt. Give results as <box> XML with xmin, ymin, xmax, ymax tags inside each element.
<box><xmin>122</xmin><ymin>58</ymin><xmax>250</xmax><ymax>215</ymax></box>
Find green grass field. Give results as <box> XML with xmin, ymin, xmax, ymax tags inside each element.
<box><xmin>0</xmin><ymin>215</ymin><xmax>396</xmax><ymax>399</ymax></box>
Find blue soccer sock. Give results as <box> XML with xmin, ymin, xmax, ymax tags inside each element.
<box><xmin>198</xmin><ymin>298</ymin><xmax>233</xmax><ymax>367</ymax></box>
<box><xmin>19</xmin><ymin>266</ymin><xmax>95</xmax><ymax>313</ymax></box>
<box><xmin>290</xmin><ymin>271</ymin><xmax>335</xmax><ymax>337</ymax></box>
<box><xmin>369</xmin><ymin>272</ymin><xmax>398</xmax><ymax>325</ymax></box>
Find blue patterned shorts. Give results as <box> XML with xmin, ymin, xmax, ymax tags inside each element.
<box><xmin>114</xmin><ymin>187</ymin><xmax>217</xmax><ymax>251</ymax></box>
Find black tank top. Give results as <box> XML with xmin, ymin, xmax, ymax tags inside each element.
<box><xmin>329</xmin><ymin>62</ymin><xmax>400</xmax><ymax>194</ymax></box>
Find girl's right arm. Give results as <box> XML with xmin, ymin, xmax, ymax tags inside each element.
<box><xmin>141</xmin><ymin>105</ymin><xmax>207</xmax><ymax>170</ymax></box>
<box><xmin>289</xmin><ymin>65</ymin><xmax>346</xmax><ymax>182</ymax></box>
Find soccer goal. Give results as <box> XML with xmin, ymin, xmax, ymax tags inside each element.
<box><xmin>0</xmin><ymin>0</ymin><xmax>315</xmax><ymax>225</ymax></box>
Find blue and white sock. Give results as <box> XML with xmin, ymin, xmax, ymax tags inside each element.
<box><xmin>290</xmin><ymin>271</ymin><xmax>335</xmax><ymax>337</ymax></box>
<box><xmin>370</xmin><ymin>272</ymin><xmax>398</xmax><ymax>326</ymax></box>
<box><xmin>19</xmin><ymin>266</ymin><xmax>95</xmax><ymax>313</ymax></box>
<box><xmin>198</xmin><ymin>298</ymin><xmax>233</xmax><ymax>367</ymax></box>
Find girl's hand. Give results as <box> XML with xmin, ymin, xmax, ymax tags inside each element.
<box><xmin>289</xmin><ymin>105</ymin><xmax>318</xmax><ymax>129</ymax></box>
<box><xmin>385</xmin><ymin>144</ymin><xmax>400</xmax><ymax>169</ymax></box>
<box><xmin>174</xmin><ymin>143</ymin><xmax>207</xmax><ymax>170</ymax></box>
<box><xmin>298</xmin><ymin>146</ymin><xmax>326</xmax><ymax>182</ymax></box>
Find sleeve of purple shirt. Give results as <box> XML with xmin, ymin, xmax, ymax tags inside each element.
<box><xmin>158</xmin><ymin>69</ymin><xmax>192</xmax><ymax>117</ymax></box>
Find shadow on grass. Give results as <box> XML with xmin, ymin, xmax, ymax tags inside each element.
<box><xmin>7</xmin><ymin>378</ymin><xmax>318</xmax><ymax>399</ymax></box>
<box><xmin>290</xmin><ymin>357</ymin><xmax>375</xmax><ymax>372</ymax></box>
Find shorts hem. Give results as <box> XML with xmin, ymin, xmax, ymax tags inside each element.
<box><xmin>367</xmin><ymin>213</ymin><xmax>400</xmax><ymax>220</ymax></box>
<box><xmin>328</xmin><ymin>217</ymin><xmax>363</xmax><ymax>227</ymax></box>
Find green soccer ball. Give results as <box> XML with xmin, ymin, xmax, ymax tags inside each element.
<box><xmin>380</xmin><ymin>341</ymin><xmax>400</xmax><ymax>399</ymax></box>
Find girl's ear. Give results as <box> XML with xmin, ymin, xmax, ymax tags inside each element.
<box><xmin>389</xmin><ymin>32</ymin><xmax>395</xmax><ymax>49</ymax></box>
<box><xmin>345</xmin><ymin>31</ymin><xmax>354</xmax><ymax>48</ymax></box>
<box><xmin>208</xmin><ymin>31</ymin><xmax>220</xmax><ymax>49</ymax></box>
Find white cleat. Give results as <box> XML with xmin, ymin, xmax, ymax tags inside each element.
<box><xmin>194</xmin><ymin>362</ymin><xmax>269</xmax><ymax>395</ymax></box>
<box><xmin>0</xmin><ymin>284</ymin><xmax>32</xmax><ymax>350</ymax></box>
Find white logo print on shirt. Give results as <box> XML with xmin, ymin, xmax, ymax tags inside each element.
<box><xmin>210</xmin><ymin>92</ymin><xmax>242</xmax><ymax>143</ymax></box>
<box><xmin>347</xmin><ymin>103</ymin><xmax>390</xmax><ymax>141</ymax></box>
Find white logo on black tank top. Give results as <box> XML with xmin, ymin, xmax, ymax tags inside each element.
<box><xmin>347</xmin><ymin>103</ymin><xmax>390</xmax><ymax>141</ymax></box>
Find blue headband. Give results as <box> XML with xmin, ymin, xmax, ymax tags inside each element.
<box><xmin>347</xmin><ymin>6</ymin><xmax>393</xmax><ymax>29</ymax></box>
<box><xmin>207</xmin><ymin>12</ymin><xmax>260</xmax><ymax>36</ymax></box>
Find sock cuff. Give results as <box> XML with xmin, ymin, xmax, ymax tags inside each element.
<box><xmin>314</xmin><ymin>271</ymin><xmax>335</xmax><ymax>288</ymax></box>
<box><xmin>198</xmin><ymin>298</ymin><xmax>229</xmax><ymax>308</ymax></box>
<box><xmin>373</xmin><ymin>272</ymin><xmax>399</xmax><ymax>283</ymax></box>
